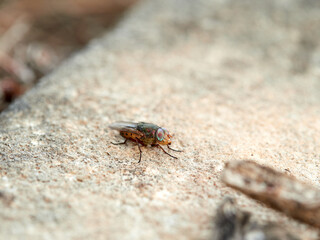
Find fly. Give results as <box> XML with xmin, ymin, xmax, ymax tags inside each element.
<box><xmin>109</xmin><ymin>121</ymin><xmax>182</xmax><ymax>163</ymax></box>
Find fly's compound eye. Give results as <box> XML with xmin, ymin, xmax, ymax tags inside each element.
<box><xmin>156</xmin><ymin>128</ymin><xmax>165</xmax><ymax>141</ymax></box>
<box><xmin>162</xmin><ymin>128</ymin><xmax>172</xmax><ymax>138</ymax></box>
<box><xmin>162</xmin><ymin>128</ymin><xmax>168</xmax><ymax>134</ymax></box>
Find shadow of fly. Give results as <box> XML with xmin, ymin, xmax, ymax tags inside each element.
<box><xmin>109</xmin><ymin>121</ymin><xmax>182</xmax><ymax>163</ymax></box>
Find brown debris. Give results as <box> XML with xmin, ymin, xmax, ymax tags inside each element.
<box><xmin>0</xmin><ymin>78</ymin><xmax>24</xmax><ymax>102</ymax></box>
<box><xmin>221</xmin><ymin>160</ymin><xmax>320</xmax><ymax>229</ymax></box>
<box><xmin>212</xmin><ymin>197</ymin><xmax>300</xmax><ymax>240</ymax></box>
<box><xmin>0</xmin><ymin>0</ymin><xmax>138</xmax><ymax>112</ymax></box>
<box><xmin>0</xmin><ymin>190</ymin><xmax>15</xmax><ymax>206</ymax></box>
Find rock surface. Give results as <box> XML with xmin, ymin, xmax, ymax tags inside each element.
<box><xmin>0</xmin><ymin>0</ymin><xmax>320</xmax><ymax>239</ymax></box>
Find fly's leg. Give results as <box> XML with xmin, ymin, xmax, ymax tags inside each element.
<box><xmin>167</xmin><ymin>145</ymin><xmax>183</xmax><ymax>152</ymax></box>
<box><xmin>111</xmin><ymin>139</ymin><xmax>127</xmax><ymax>145</ymax></box>
<box><xmin>135</xmin><ymin>139</ymin><xmax>143</xmax><ymax>163</ymax></box>
<box><xmin>157</xmin><ymin>145</ymin><xmax>178</xmax><ymax>159</ymax></box>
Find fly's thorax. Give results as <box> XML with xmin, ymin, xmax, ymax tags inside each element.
<box><xmin>137</xmin><ymin>123</ymin><xmax>158</xmax><ymax>136</ymax></box>
<box><xmin>141</xmin><ymin>137</ymin><xmax>157</xmax><ymax>146</ymax></box>
<box><xmin>136</xmin><ymin>122</ymin><xmax>158</xmax><ymax>145</ymax></box>
<box><xmin>136</xmin><ymin>122</ymin><xmax>172</xmax><ymax>146</ymax></box>
<box><xmin>137</xmin><ymin>122</ymin><xmax>155</xmax><ymax>135</ymax></box>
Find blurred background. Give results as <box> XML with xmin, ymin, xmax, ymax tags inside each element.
<box><xmin>1</xmin><ymin>0</ymin><xmax>320</xmax><ymax>113</ymax></box>
<box><xmin>0</xmin><ymin>0</ymin><xmax>137</xmax><ymax>111</ymax></box>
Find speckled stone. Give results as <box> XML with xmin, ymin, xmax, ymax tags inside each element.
<box><xmin>0</xmin><ymin>0</ymin><xmax>320</xmax><ymax>239</ymax></box>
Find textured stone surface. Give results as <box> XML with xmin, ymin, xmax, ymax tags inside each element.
<box><xmin>0</xmin><ymin>0</ymin><xmax>320</xmax><ymax>239</ymax></box>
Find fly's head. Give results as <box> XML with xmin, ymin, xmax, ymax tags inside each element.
<box><xmin>156</xmin><ymin>127</ymin><xmax>172</xmax><ymax>145</ymax></box>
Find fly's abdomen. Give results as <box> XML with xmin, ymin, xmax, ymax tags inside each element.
<box><xmin>120</xmin><ymin>131</ymin><xmax>141</xmax><ymax>141</ymax></box>
<box><xmin>120</xmin><ymin>131</ymin><xmax>154</xmax><ymax>146</ymax></box>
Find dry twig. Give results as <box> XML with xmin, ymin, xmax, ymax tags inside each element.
<box><xmin>221</xmin><ymin>160</ymin><xmax>320</xmax><ymax>229</ymax></box>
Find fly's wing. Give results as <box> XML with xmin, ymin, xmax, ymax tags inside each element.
<box><xmin>109</xmin><ymin>121</ymin><xmax>144</xmax><ymax>137</ymax></box>
<box><xmin>109</xmin><ymin>121</ymin><xmax>138</xmax><ymax>130</ymax></box>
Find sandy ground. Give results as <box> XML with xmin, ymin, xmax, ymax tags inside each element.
<box><xmin>0</xmin><ymin>0</ymin><xmax>319</xmax><ymax>239</ymax></box>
